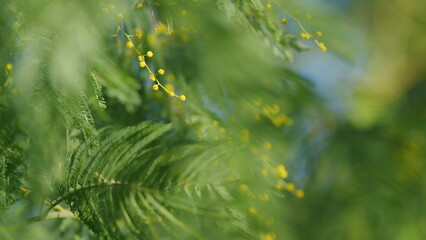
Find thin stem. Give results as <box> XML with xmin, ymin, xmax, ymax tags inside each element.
<box><xmin>116</xmin><ymin>25</ymin><xmax>184</xmax><ymax>99</ymax></box>
<box><xmin>150</xmin><ymin>6</ymin><xmax>157</xmax><ymax>31</ymax></box>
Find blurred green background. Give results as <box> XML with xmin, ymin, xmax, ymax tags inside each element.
<box><xmin>1</xmin><ymin>0</ymin><xmax>426</xmax><ymax>239</ymax></box>
<box><xmin>281</xmin><ymin>0</ymin><xmax>426</xmax><ymax>239</ymax></box>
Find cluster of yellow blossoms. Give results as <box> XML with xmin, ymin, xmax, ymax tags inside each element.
<box><xmin>300</xmin><ymin>31</ymin><xmax>327</xmax><ymax>52</ymax></box>
<box><xmin>261</xmin><ymin>104</ymin><xmax>293</xmax><ymax>127</ymax></box>
<box><xmin>253</xmin><ymin>142</ymin><xmax>304</xmax><ymax>199</ymax></box>
<box><xmin>266</xmin><ymin>2</ymin><xmax>328</xmax><ymax>52</ymax></box>
<box><xmin>110</xmin><ymin>3</ymin><xmax>186</xmax><ymax>101</ymax></box>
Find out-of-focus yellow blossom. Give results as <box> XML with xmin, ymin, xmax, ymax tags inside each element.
<box><xmin>135</xmin><ymin>29</ymin><xmax>143</xmax><ymax>39</ymax></box>
<box><xmin>156</xmin><ymin>22</ymin><xmax>168</xmax><ymax>35</ymax></box>
<box><xmin>248</xmin><ymin>207</ymin><xmax>258</xmax><ymax>215</ymax></box>
<box><xmin>300</xmin><ymin>32</ymin><xmax>312</xmax><ymax>40</ymax></box>
<box><xmin>251</xmin><ymin>147</ymin><xmax>259</xmax><ymax>155</ymax></box>
<box><xmin>316</xmin><ymin>41</ymin><xmax>327</xmax><ymax>52</ymax></box>
<box><xmin>240</xmin><ymin>184</ymin><xmax>249</xmax><ymax>192</ymax></box>
<box><xmin>260</xmin><ymin>193</ymin><xmax>270</xmax><ymax>201</ymax></box>
<box><xmin>286</xmin><ymin>182</ymin><xmax>295</xmax><ymax>192</ymax></box>
<box><xmin>165</xmin><ymin>83</ymin><xmax>174</xmax><ymax>92</ymax></box>
<box><xmin>263</xmin><ymin>142</ymin><xmax>272</xmax><ymax>150</ymax></box>
<box><xmin>6</xmin><ymin>63</ymin><xmax>13</xmax><ymax>73</ymax></box>
<box><xmin>262</xmin><ymin>233</ymin><xmax>276</xmax><ymax>240</ymax></box>
<box><xmin>296</xmin><ymin>190</ymin><xmax>305</xmax><ymax>198</ymax></box>
<box><xmin>276</xmin><ymin>164</ymin><xmax>288</xmax><ymax>179</ymax></box>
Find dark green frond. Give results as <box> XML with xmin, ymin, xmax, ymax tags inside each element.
<box><xmin>47</xmin><ymin>122</ymin><xmax>243</xmax><ymax>239</ymax></box>
<box><xmin>0</xmin><ymin>127</ymin><xmax>27</xmax><ymax>211</ymax></box>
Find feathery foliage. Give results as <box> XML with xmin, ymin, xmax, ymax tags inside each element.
<box><xmin>2</xmin><ymin>0</ymin><xmax>320</xmax><ymax>238</ymax></box>
<box><xmin>3</xmin><ymin>0</ymin><xmax>425</xmax><ymax>239</ymax></box>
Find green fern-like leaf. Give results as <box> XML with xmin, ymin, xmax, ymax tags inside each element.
<box><xmin>46</xmin><ymin>122</ymin><xmax>244</xmax><ymax>239</ymax></box>
<box><xmin>0</xmin><ymin>128</ymin><xmax>27</xmax><ymax>211</ymax></box>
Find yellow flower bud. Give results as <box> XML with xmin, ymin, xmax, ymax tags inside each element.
<box><xmin>248</xmin><ymin>207</ymin><xmax>258</xmax><ymax>215</ymax></box>
<box><xmin>300</xmin><ymin>33</ymin><xmax>312</xmax><ymax>40</ymax></box>
<box><xmin>6</xmin><ymin>63</ymin><xmax>12</xmax><ymax>73</ymax></box>
<box><xmin>276</xmin><ymin>164</ymin><xmax>288</xmax><ymax>179</ymax></box>
<box><xmin>319</xmin><ymin>43</ymin><xmax>327</xmax><ymax>52</ymax></box>
<box><xmin>296</xmin><ymin>190</ymin><xmax>305</xmax><ymax>198</ymax></box>
<box><xmin>126</xmin><ymin>41</ymin><xmax>134</xmax><ymax>48</ymax></box>
<box><xmin>286</xmin><ymin>183</ymin><xmax>295</xmax><ymax>192</ymax></box>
